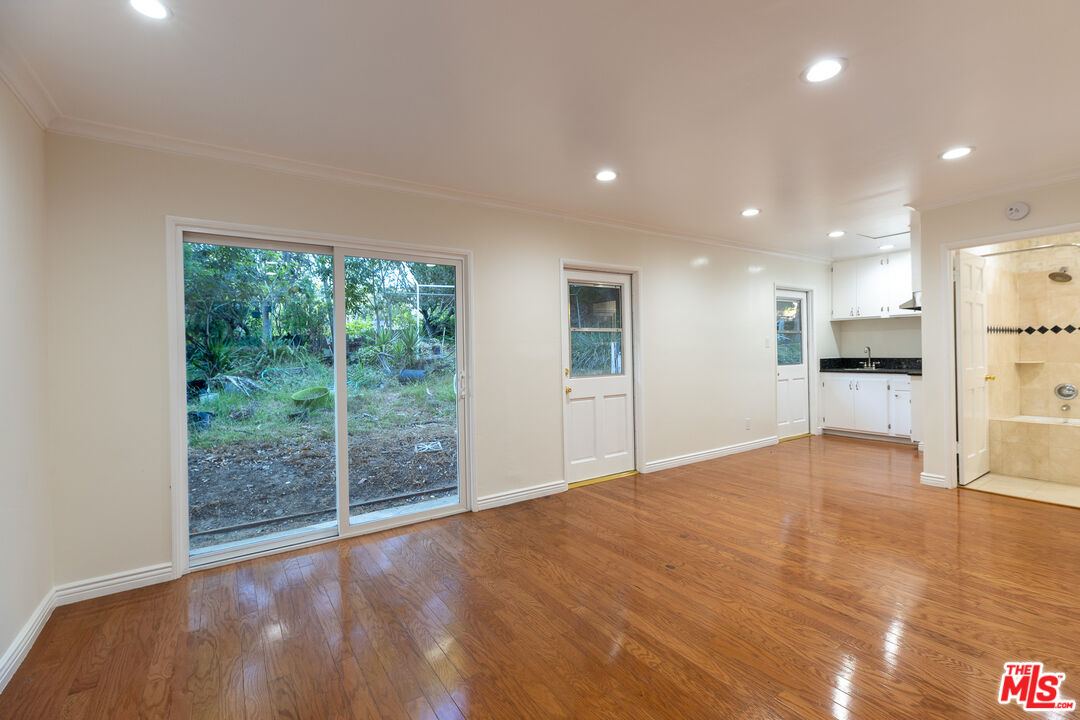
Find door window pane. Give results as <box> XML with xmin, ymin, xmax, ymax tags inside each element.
<box><xmin>776</xmin><ymin>299</ymin><xmax>803</xmax><ymax>365</ymax></box>
<box><xmin>571</xmin><ymin>330</ymin><xmax>623</xmax><ymax>376</ymax></box>
<box><xmin>569</xmin><ymin>282</ymin><xmax>624</xmax><ymax>377</ymax></box>
<box><xmin>184</xmin><ymin>243</ymin><xmax>336</xmax><ymax>552</ymax></box>
<box><xmin>569</xmin><ymin>284</ymin><xmax>622</xmax><ymax>329</ymax></box>
<box><xmin>344</xmin><ymin>257</ymin><xmax>459</xmax><ymax>525</ymax></box>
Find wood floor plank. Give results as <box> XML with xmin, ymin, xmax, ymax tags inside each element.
<box><xmin>3</xmin><ymin>436</ymin><xmax>1079</xmax><ymax>718</ymax></box>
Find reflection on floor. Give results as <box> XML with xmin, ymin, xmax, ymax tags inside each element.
<box><xmin>965</xmin><ymin>472</ymin><xmax>1080</xmax><ymax>508</ymax></box>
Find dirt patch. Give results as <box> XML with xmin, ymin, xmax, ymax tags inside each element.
<box><xmin>188</xmin><ymin>423</ymin><xmax>458</xmax><ymax>549</ymax></box>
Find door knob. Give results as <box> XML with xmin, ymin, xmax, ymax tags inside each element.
<box><xmin>565</xmin><ymin>386</ymin><xmax>572</xmax><ymax>395</ymax></box>
<box><xmin>985</xmin><ymin>375</ymin><xmax>996</xmax><ymax>381</ymax></box>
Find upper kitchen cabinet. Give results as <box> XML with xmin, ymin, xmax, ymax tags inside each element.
<box><xmin>830</xmin><ymin>250</ymin><xmax>918</xmax><ymax>320</ymax></box>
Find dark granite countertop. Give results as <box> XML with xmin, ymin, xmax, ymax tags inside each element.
<box><xmin>819</xmin><ymin>357</ymin><xmax>922</xmax><ymax>376</ymax></box>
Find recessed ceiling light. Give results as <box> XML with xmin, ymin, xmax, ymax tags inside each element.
<box><xmin>802</xmin><ymin>58</ymin><xmax>846</xmax><ymax>83</ymax></box>
<box><xmin>595</xmin><ymin>169</ymin><xmax>617</xmax><ymax>182</ymax></box>
<box><xmin>741</xmin><ymin>208</ymin><xmax>760</xmax><ymax>217</ymax></box>
<box><xmin>828</xmin><ymin>230</ymin><xmax>845</xmax><ymax>238</ymax></box>
<box><xmin>130</xmin><ymin>0</ymin><xmax>169</xmax><ymax>19</ymax></box>
<box><xmin>940</xmin><ymin>146</ymin><xmax>973</xmax><ymax>160</ymax></box>
<box><xmin>879</xmin><ymin>244</ymin><xmax>895</xmax><ymax>250</ymax></box>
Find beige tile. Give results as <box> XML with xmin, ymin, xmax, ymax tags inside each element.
<box><xmin>1020</xmin><ymin>333</ymin><xmax>1047</xmax><ymax>361</ymax></box>
<box><xmin>1017</xmin><ymin>362</ymin><xmax>1047</xmax><ymax>388</ymax></box>
<box><xmin>1020</xmin><ymin>389</ymin><xmax>1052</xmax><ymax>416</ymax></box>
<box><xmin>1057</xmin><ymin>333</ymin><xmax>1080</xmax><ymax>363</ymax></box>
<box><xmin>1047</xmin><ymin>445</ymin><xmax>1080</xmax><ymax>486</ymax></box>
<box><xmin>994</xmin><ymin>441</ymin><xmax>1049</xmax><ymax>480</ymax></box>
<box><xmin>979</xmin><ymin>473</ymin><xmax>1048</xmax><ymax>499</ymax></box>
<box><xmin>1018</xmin><ymin>272</ymin><xmax>1049</xmax><ymax>303</ymax></box>
<box><xmin>1048</xmin><ymin>423</ymin><xmax>1080</xmax><ymax>446</ymax></box>
<box><xmin>1029</xmin><ymin>481</ymin><xmax>1080</xmax><ymax>508</ymax></box>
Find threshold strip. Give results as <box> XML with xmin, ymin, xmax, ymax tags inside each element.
<box><xmin>569</xmin><ymin>470</ymin><xmax>639</xmax><ymax>489</ymax></box>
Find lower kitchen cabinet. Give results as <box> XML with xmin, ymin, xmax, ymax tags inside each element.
<box><xmin>821</xmin><ymin>373</ymin><xmax>913</xmax><ymax>439</ymax></box>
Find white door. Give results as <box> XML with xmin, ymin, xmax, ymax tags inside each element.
<box><xmin>832</xmin><ymin>260</ymin><xmax>858</xmax><ymax>319</ymax></box>
<box><xmin>822</xmin><ymin>375</ymin><xmax>855</xmax><ymax>429</ymax></box>
<box><xmin>563</xmin><ymin>271</ymin><xmax>635</xmax><ymax>483</ymax></box>
<box><xmin>852</xmin><ymin>375</ymin><xmax>890</xmax><ymax>433</ymax></box>
<box><xmin>776</xmin><ymin>290</ymin><xmax>810</xmax><ymax>438</ymax></box>
<box><xmin>956</xmin><ymin>251</ymin><xmax>990</xmax><ymax>483</ymax></box>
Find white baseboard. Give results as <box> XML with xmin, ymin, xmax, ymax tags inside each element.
<box><xmin>644</xmin><ymin>436</ymin><xmax>779</xmax><ymax>473</ymax></box>
<box><xmin>918</xmin><ymin>441</ymin><xmax>925</xmax><ymax>452</ymax></box>
<box><xmin>53</xmin><ymin>563</ymin><xmax>174</xmax><ymax>607</ymax></box>
<box><xmin>0</xmin><ymin>589</ymin><xmax>56</xmax><ymax>694</ymax></box>
<box><xmin>920</xmin><ymin>472</ymin><xmax>948</xmax><ymax>488</ymax></box>
<box><xmin>475</xmin><ymin>479</ymin><xmax>567</xmax><ymax>511</ymax></box>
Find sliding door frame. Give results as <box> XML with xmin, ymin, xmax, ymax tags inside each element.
<box><xmin>166</xmin><ymin>216</ymin><xmax>476</xmax><ymax>576</ymax></box>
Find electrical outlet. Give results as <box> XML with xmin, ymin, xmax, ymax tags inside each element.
<box><xmin>744</xmin><ymin>418</ymin><xmax>751</xmax><ymax>430</ymax></box>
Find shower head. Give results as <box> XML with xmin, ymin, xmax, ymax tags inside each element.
<box><xmin>1049</xmin><ymin>267</ymin><xmax>1073</xmax><ymax>283</ymax></box>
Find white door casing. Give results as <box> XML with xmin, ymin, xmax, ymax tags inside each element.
<box><xmin>955</xmin><ymin>251</ymin><xmax>990</xmax><ymax>483</ymax></box>
<box><xmin>776</xmin><ymin>290</ymin><xmax>810</xmax><ymax>438</ymax></box>
<box><xmin>563</xmin><ymin>270</ymin><xmax>635</xmax><ymax>482</ymax></box>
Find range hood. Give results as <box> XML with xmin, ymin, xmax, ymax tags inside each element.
<box><xmin>898</xmin><ymin>290</ymin><xmax>921</xmax><ymax>312</ymax></box>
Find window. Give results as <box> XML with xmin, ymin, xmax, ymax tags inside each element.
<box><xmin>776</xmin><ymin>298</ymin><xmax>803</xmax><ymax>365</ymax></box>
<box><xmin>569</xmin><ymin>283</ymin><xmax>623</xmax><ymax>377</ymax></box>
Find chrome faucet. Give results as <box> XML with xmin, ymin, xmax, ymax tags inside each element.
<box><xmin>861</xmin><ymin>345</ymin><xmax>879</xmax><ymax>369</ymax></box>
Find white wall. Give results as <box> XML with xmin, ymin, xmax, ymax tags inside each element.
<box><xmin>834</xmin><ymin>317</ymin><xmax>922</xmax><ymax>357</ymax></box>
<box><xmin>0</xmin><ymin>80</ymin><xmax>52</xmax><ymax>672</ymax></box>
<box><xmin>43</xmin><ymin>133</ymin><xmax>837</xmax><ymax>585</ymax></box>
<box><xmin>920</xmin><ymin>176</ymin><xmax>1080</xmax><ymax>485</ymax></box>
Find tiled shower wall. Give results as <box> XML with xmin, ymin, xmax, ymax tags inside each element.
<box><xmin>984</xmin><ymin>233</ymin><xmax>1080</xmax><ymax>486</ymax></box>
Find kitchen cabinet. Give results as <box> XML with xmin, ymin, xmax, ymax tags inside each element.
<box><xmin>831</xmin><ymin>260</ymin><xmax>858</xmax><ymax>319</ymax></box>
<box><xmin>890</xmin><ymin>389</ymin><xmax>912</xmax><ymax>436</ymax></box>
<box><xmin>822</xmin><ymin>375</ymin><xmax>856</xmax><ymax>429</ymax></box>
<box><xmin>831</xmin><ymin>250</ymin><xmax>917</xmax><ymax>320</ymax></box>
<box><xmin>820</xmin><ymin>373</ymin><xmax>913</xmax><ymax>438</ymax></box>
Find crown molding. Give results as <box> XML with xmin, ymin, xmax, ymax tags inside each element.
<box><xmin>46</xmin><ymin>115</ymin><xmax>830</xmax><ymax>264</ymax></box>
<box><xmin>0</xmin><ymin>38</ymin><xmax>60</xmax><ymax>128</ymax></box>
<box><xmin>911</xmin><ymin>167</ymin><xmax>1080</xmax><ymax>214</ymax></box>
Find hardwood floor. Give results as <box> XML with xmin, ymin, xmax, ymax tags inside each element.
<box><xmin>3</xmin><ymin>435</ymin><xmax>1079</xmax><ymax>719</ymax></box>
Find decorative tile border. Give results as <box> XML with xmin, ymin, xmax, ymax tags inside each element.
<box><xmin>988</xmin><ymin>325</ymin><xmax>1078</xmax><ymax>334</ymax></box>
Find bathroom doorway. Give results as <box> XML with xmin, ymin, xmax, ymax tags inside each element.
<box><xmin>953</xmin><ymin>233</ymin><xmax>1080</xmax><ymax>507</ymax></box>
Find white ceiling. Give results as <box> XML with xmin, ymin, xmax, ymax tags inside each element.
<box><xmin>3</xmin><ymin>0</ymin><xmax>1080</xmax><ymax>259</ymax></box>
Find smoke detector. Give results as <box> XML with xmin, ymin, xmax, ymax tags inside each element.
<box><xmin>1006</xmin><ymin>202</ymin><xmax>1030</xmax><ymax>221</ymax></box>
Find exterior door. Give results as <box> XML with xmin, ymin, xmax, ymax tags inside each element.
<box><xmin>956</xmin><ymin>250</ymin><xmax>990</xmax><ymax>483</ymax></box>
<box><xmin>563</xmin><ymin>271</ymin><xmax>635</xmax><ymax>483</ymax></box>
<box><xmin>776</xmin><ymin>290</ymin><xmax>810</xmax><ymax>438</ymax></box>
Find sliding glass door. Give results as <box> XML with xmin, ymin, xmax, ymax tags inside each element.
<box><xmin>342</xmin><ymin>254</ymin><xmax>460</xmax><ymax>525</ymax></box>
<box><xmin>180</xmin><ymin>233</ymin><xmax>466</xmax><ymax>566</ymax></box>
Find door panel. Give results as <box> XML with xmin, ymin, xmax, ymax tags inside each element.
<box><xmin>342</xmin><ymin>255</ymin><xmax>461</xmax><ymax>526</ymax></box>
<box><xmin>568</xmin><ymin>397</ymin><xmax>598</xmax><ymax>464</ymax></box>
<box><xmin>832</xmin><ymin>260</ymin><xmax>857</xmax><ymax>319</ymax></box>
<box><xmin>601</xmin><ymin>393</ymin><xmax>632</xmax><ymax>458</ymax></box>
<box><xmin>564</xmin><ymin>271</ymin><xmax>635</xmax><ymax>482</ymax></box>
<box><xmin>183</xmin><ymin>241</ymin><xmax>338</xmax><ymax>557</ymax></box>
<box><xmin>956</xmin><ymin>251</ymin><xmax>990</xmax><ymax>483</ymax></box>
<box><xmin>823</xmin><ymin>375</ymin><xmax>855</xmax><ymax>429</ymax></box>
<box><xmin>853</xmin><ymin>376</ymin><xmax>890</xmax><ymax>433</ymax></box>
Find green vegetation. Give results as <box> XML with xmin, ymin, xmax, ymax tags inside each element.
<box><xmin>183</xmin><ymin>243</ymin><xmax>458</xmax><ymax>449</ymax></box>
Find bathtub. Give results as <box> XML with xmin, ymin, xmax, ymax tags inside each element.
<box><xmin>989</xmin><ymin>416</ymin><xmax>1080</xmax><ymax>485</ymax></box>
<box><xmin>1009</xmin><ymin>415</ymin><xmax>1080</xmax><ymax>426</ymax></box>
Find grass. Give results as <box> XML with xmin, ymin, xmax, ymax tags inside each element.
<box><xmin>188</xmin><ymin>364</ymin><xmax>456</xmax><ymax>448</ymax></box>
